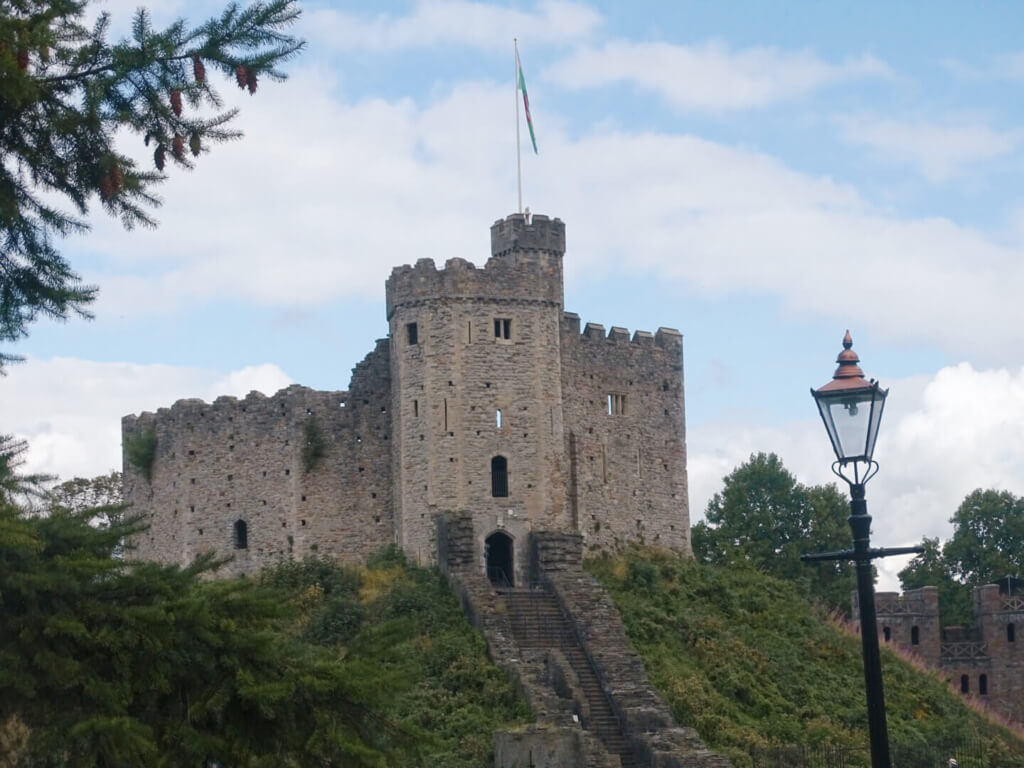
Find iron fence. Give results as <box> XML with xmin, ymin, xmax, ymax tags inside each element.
<box><xmin>751</xmin><ymin>740</ymin><xmax>991</xmax><ymax>768</ymax></box>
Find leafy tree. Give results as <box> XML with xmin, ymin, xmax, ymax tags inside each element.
<box><xmin>944</xmin><ymin>488</ymin><xmax>1024</xmax><ymax>586</ymax></box>
<box><xmin>692</xmin><ymin>452</ymin><xmax>856</xmax><ymax>610</ymax></box>
<box><xmin>897</xmin><ymin>536</ymin><xmax>972</xmax><ymax>628</ymax></box>
<box><xmin>47</xmin><ymin>469</ymin><xmax>121</xmax><ymax>511</ymax></box>
<box><xmin>0</xmin><ymin>500</ymin><xmax>399</xmax><ymax>767</ymax></box>
<box><xmin>1</xmin><ymin>0</ymin><xmax>304</xmax><ymax>368</ymax></box>
<box><xmin>899</xmin><ymin>489</ymin><xmax>1024</xmax><ymax>627</ymax></box>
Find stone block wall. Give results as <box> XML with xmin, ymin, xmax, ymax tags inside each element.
<box><xmin>386</xmin><ymin>213</ymin><xmax>568</xmax><ymax>578</ymax></box>
<box><xmin>561</xmin><ymin>313</ymin><xmax>690</xmax><ymax>555</ymax></box>
<box><xmin>860</xmin><ymin>587</ymin><xmax>942</xmax><ymax>663</ymax></box>
<box><xmin>861</xmin><ymin>583</ymin><xmax>1024</xmax><ymax>724</ymax></box>
<box><xmin>123</xmin><ymin>343</ymin><xmax>393</xmax><ymax>576</ymax></box>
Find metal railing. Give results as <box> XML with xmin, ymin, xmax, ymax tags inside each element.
<box><xmin>751</xmin><ymin>740</ymin><xmax>990</xmax><ymax>768</ymax></box>
<box><xmin>940</xmin><ymin>641</ymin><xmax>989</xmax><ymax>660</ymax></box>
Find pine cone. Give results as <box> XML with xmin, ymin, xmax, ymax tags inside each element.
<box><xmin>154</xmin><ymin>145</ymin><xmax>166</xmax><ymax>171</ymax></box>
<box><xmin>16</xmin><ymin>48</ymin><xmax>28</xmax><ymax>70</ymax></box>
<box><xmin>172</xmin><ymin>134</ymin><xmax>185</xmax><ymax>160</ymax></box>
<box><xmin>39</xmin><ymin>46</ymin><xmax>49</xmax><ymax>64</ymax></box>
<box><xmin>144</xmin><ymin>132</ymin><xmax>151</xmax><ymax>147</ymax></box>
<box><xmin>99</xmin><ymin>173</ymin><xmax>114</xmax><ymax>202</ymax></box>
<box><xmin>235</xmin><ymin>65</ymin><xmax>247</xmax><ymax>89</ymax></box>
<box><xmin>170</xmin><ymin>89</ymin><xmax>183</xmax><ymax>117</ymax></box>
<box><xmin>247</xmin><ymin>70</ymin><xmax>258</xmax><ymax>94</ymax></box>
<box><xmin>189</xmin><ymin>132</ymin><xmax>201</xmax><ymax>157</ymax></box>
<box><xmin>110</xmin><ymin>163</ymin><xmax>124</xmax><ymax>191</ymax></box>
<box><xmin>192</xmin><ymin>55</ymin><xmax>206</xmax><ymax>84</ymax></box>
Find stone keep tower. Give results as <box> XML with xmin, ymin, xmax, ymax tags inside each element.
<box><xmin>123</xmin><ymin>212</ymin><xmax>692</xmax><ymax>585</ymax></box>
<box><xmin>386</xmin><ymin>214</ymin><xmax>570</xmax><ymax>582</ymax></box>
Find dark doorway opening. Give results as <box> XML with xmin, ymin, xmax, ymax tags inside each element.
<box><xmin>485</xmin><ymin>531</ymin><xmax>514</xmax><ymax>587</ymax></box>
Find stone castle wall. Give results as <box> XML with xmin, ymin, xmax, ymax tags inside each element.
<box><xmin>560</xmin><ymin>314</ymin><xmax>690</xmax><ymax>555</ymax></box>
<box><xmin>861</xmin><ymin>584</ymin><xmax>1024</xmax><ymax>723</ymax></box>
<box><xmin>385</xmin><ymin>214</ymin><xmax>569</xmax><ymax>580</ymax></box>
<box><xmin>123</xmin><ymin>343</ymin><xmax>393</xmax><ymax>576</ymax></box>
<box><xmin>125</xmin><ymin>212</ymin><xmax>692</xmax><ymax>584</ymax></box>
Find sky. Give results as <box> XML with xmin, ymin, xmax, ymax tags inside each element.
<box><xmin>4</xmin><ymin>0</ymin><xmax>1024</xmax><ymax>590</ymax></box>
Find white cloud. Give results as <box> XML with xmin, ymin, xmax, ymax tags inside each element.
<box><xmin>688</xmin><ymin>364</ymin><xmax>1024</xmax><ymax>590</ymax></box>
<box><xmin>69</xmin><ymin>63</ymin><xmax>1024</xmax><ymax>367</ymax></box>
<box><xmin>835</xmin><ymin>114</ymin><xmax>1020</xmax><ymax>181</ymax></box>
<box><xmin>545</xmin><ymin>40</ymin><xmax>890</xmax><ymax>111</ymax></box>
<box><xmin>1</xmin><ymin>358</ymin><xmax>292</xmax><ymax>482</ymax></box>
<box><xmin>304</xmin><ymin>0</ymin><xmax>601</xmax><ymax>52</ymax></box>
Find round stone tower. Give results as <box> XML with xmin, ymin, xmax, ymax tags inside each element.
<box><xmin>385</xmin><ymin>212</ymin><xmax>568</xmax><ymax>583</ymax></box>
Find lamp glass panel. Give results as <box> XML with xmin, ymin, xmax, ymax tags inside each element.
<box><xmin>865</xmin><ymin>388</ymin><xmax>887</xmax><ymax>461</ymax></box>
<box><xmin>821</xmin><ymin>389</ymin><xmax>875</xmax><ymax>460</ymax></box>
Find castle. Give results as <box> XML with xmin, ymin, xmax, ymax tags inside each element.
<box><xmin>856</xmin><ymin>580</ymin><xmax>1024</xmax><ymax>723</ymax></box>
<box><xmin>122</xmin><ymin>213</ymin><xmax>692</xmax><ymax>584</ymax></box>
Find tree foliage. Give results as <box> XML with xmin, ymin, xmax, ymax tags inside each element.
<box><xmin>0</xmin><ymin>0</ymin><xmax>304</xmax><ymax>368</ymax></box>
<box><xmin>691</xmin><ymin>452</ymin><xmax>856</xmax><ymax>611</ymax></box>
<box><xmin>0</xmin><ymin>498</ymin><xmax>398</xmax><ymax>765</ymax></box>
<box><xmin>900</xmin><ymin>489</ymin><xmax>1024</xmax><ymax>627</ymax></box>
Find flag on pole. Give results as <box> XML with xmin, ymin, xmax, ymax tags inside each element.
<box><xmin>517</xmin><ymin>56</ymin><xmax>538</xmax><ymax>154</ymax></box>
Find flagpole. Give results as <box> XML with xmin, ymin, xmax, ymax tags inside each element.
<box><xmin>514</xmin><ymin>38</ymin><xmax>522</xmax><ymax>214</ymax></box>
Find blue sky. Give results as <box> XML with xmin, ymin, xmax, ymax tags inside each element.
<box><xmin>6</xmin><ymin>0</ymin><xmax>1024</xmax><ymax>587</ymax></box>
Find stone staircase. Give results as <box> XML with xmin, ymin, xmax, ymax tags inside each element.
<box><xmin>504</xmin><ymin>589</ymin><xmax>637</xmax><ymax>768</ymax></box>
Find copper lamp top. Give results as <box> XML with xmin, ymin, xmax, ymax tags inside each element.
<box><xmin>817</xmin><ymin>330</ymin><xmax>873</xmax><ymax>393</ymax></box>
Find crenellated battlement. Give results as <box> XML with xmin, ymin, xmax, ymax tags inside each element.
<box><xmin>561</xmin><ymin>313</ymin><xmax>682</xmax><ymax>352</ymax></box>
<box><xmin>125</xmin><ymin>385</ymin><xmax>332</xmax><ymax>425</ymax></box>
<box><xmin>489</xmin><ymin>212</ymin><xmax>565</xmax><ymax>257</ymax></box>
<box><xmin>385</xmin><ymin>213</ymin><xmax>564</xmax><ymax>319</ymax></box>
<box><xmin>125</xmin><ymin>209</ymin><xmax>690</xmax><ymax>590</ymax></box>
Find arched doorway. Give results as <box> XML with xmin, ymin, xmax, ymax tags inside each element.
<box><xmin>485</xmin><ymin>531</ymin><xmax>514</xmax><ymax>587</ymax></box>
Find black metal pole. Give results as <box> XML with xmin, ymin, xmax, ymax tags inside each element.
<box><xmin>848</xmin><ymin>482</ymin><xmax>891</xmax><ymax>768</ymax></box>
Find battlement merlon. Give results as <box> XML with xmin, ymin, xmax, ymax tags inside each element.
<box><xmin>561</xmin><ymin>313</ymin><xmax>683</xmax><ymax>352</ymax></box>
<box><xmin>385</xmin><ymin>213</ymin><xmax>565</xmax><ymax>319</ymax></box>
<box><xmin>121</xmin><ymin>384</ymin><xmax>350</xmax><ymax>432</ymax></box>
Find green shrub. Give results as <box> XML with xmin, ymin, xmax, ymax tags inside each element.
<box><xmin>124</xmin><ymin>429</ymin><xmax>156</xmax><ymax>482</ymax></box>
<box><xmin>301</xmin><ymin>416</ymin><xmax>326</xmax><ymax>472</ymax></box>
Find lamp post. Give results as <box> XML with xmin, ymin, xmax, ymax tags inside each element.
<box><xmin>801</xmin><ymin>332</ymin><xmax>923</xmax><ymax>768</ymax></box>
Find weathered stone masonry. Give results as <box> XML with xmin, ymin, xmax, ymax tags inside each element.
<box><xmin>124</xmin><ymin>213</ymin><xmax>691</xmax><ymax>580</ymax></box>
<box><xmin>856</xmin><ymin>581</ymin><xmax>1024</xmax><ymax>724</ymax></box>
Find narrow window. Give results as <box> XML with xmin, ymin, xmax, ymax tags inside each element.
<box><xmin>496</xmin><ymin>409</ymin><xmax>503</xmax><ymax>428</ymax></box>
<box><xmin>467</xmin><ymin>320</ymin><xmax>472</xmax><ymax>344</ymax></box>
<box><xmin>960</xmin><ymin>675</ymin><xmax>969</xmax><ymax>694</ymax></box>
<box><xmin>979</xmin><ymin>674</ymin><xmax>988</xmax><ymax>695</ymax></box>
<box><xmin>491</xmin><ymin>456</ymin><xmax>509</xmax><ymax>498</ymax></box>
<box><xmin>494</xmin><ymin>318</ymin><xmax>511</xmax><ymax>340</ymax></box>
<box><xmin>1009</xmin><ymin>623</ymin><xmax>1016</xmax><ymax>643</ymax></box>
<box><xmin>413</xmin><ymin>399</ymin><xmax>418</xmax><ymax>417</ymax></box>
<box><xmin>608</xmin><ymin>393</ymin><xmax>626</xmax><ymax>415</ymax></box>
<box><xmin>883</xmin><ymin>626</ymin><xmax>891</xmax><ymax>642</ymax></box>
<box><xmin>406</xmin><ymin>322</ymin><xmax>418</xmax><ymax>345</ymax></box>
<box><xmin>234</xmin><ymin>520</ymin><xmax>248</xmax><ymax>550</ymax></box>
<box><xmin>443</xmin><ymin>398</ymin><xmax>448</xmax><ymax>431</ymax></box>
<box><xmin>911</xmin><ymin>626</ymin><xmax>920</xmax><ymax>645</ymax></box>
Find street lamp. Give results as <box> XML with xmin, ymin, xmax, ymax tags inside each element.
<box><xmin>802</xmin><ymin>331</ymin><xmax>922</xmax><ymax>768</ymax></box>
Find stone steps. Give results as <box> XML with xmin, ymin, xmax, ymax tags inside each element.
<box><xmin>504</xmin><ymin>590</ymin><xmax>636</xmax><ymax>767</ymax></box>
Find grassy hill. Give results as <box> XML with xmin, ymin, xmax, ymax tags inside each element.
<box><xmin>262</xmin><ymin>549</ymin><xmax>530</xmax><ymax>767</ymax></box>
<box><xmin>261</xmin><ymin>548</ymin><xmax>1024</xmax><ymax>767</ymax></box>
<box><xmin>587</xmin><ymin>549</ymin><xmax>1024</xmax><ymax>768</ymax></box>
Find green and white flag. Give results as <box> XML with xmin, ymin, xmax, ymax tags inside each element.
<box><xmin>517</xmin><ymin>55</ymin><xmax>538</xmax><ymax>154</ymax></box>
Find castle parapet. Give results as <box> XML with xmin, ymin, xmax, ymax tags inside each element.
<box><xmin>490</xmin><ymin>212</ymin><xmax>565</xmax><ymax>257</ymax></box>
<box><xmin>385</xmin><ymin>213</ymin><xmax>566</xmax><ymax>318</ymax></box>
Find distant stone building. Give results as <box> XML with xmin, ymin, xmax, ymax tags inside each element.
<box><xmin>855</xmin><ymin>579</ymin><xmax>1024</xmax><ymax>723</ymax></box>
<box><xmin>122</xmin><ymin>213</ymin><xmax>692</xmax><ymax>584</ymax></box>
